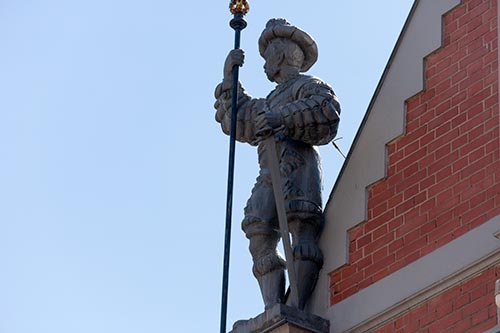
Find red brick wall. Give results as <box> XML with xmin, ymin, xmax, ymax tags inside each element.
<box><xmin>330</xmin><ymin>0</ymin><xmax>499</xmax><ymax>306</ymax></box>
<box><xmin>371</xmin><ymin>265</ymin><xmax>499</xmax><ymax>333</ymax></box>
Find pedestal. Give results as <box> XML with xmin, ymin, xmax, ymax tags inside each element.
<box><xmin>229</xmin><ymin>304</ymin><xmax>329</xmax><ymax>333</ymax></box>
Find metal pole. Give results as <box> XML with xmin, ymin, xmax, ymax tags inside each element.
<box><xmin>220</xmin><ymin>2</ymin><xmax>248</xmax><ymax>333</ymax></box>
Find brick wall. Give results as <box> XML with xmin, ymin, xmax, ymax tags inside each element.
<box><xmin>371</xmin><ymin>265</ymin><xmax>499</xmax><ymax>333</ymax></box>
<box><xmin>330</xmin><ymin>0</ymin><xmax>499</xmax><ymax>308</ymax></box>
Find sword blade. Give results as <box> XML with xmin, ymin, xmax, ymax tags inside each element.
<box><xmin>264</xmin><ymin>136</ymin><xmax>299</xmax><ymax>307</ymax></box>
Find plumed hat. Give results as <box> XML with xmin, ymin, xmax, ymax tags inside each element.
<box><xmin>258</xmin><ymin>18</ymin><xmax>318</xmax><ymax>72</ymax></box>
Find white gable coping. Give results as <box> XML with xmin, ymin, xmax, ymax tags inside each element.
<box><xmin>308</xmin><ymin>0</ymin><xmax>462</xmax><ymax>317</ymax></box>
<box><xmin>328</xmin><ymin>215</ymin><xmax>500</xmax><ymax>332</ymax></box>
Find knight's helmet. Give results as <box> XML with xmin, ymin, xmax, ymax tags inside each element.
<box><xmin>258</xmin><ymin>18</ymin><xmax>318</xmax><ymax>72</ymax></box>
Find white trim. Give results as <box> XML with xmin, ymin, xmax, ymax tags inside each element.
<box><xmin>483</xmin><ymin>322</ymin><xmax>500</xmax><ymax>333</ymax></box>
<box><xmin>328</xmin><ymin>216</ymin><xmax>500</xmax><ymax>333</ymax></box>
<box><xmin>347</xmin><ymin>250</ymin><xmax>500</xmax><ymax>332</ymax></box>
<box><xmin>308</xmin><ymin>0</ymin><xmax>462</xmax><ymax>316</ymax></box>
<box><xmin>321</xmin><ymin>0</ymin><xmax>462</xmax><ymax>273</ymax></box>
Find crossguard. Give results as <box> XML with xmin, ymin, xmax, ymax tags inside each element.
<box><xmin>229</xmin><ymin>0</ymin><xmax>249</xmax><ymax>15</ymax></box>
<box><xmin>256</xmin><ymin>127</ymin><xmax>273</xmax><ymax>138</ymax></box>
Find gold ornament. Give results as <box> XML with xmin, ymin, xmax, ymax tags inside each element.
<box><xmin>229</xmin><ymin>0</ymin><xmax>249</xmax><ymax>15</ymax></box>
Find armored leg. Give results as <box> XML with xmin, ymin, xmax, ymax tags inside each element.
<box><xmin>287</xmin><ymin>201</ymin><xmax>324</xmax><ymax>310</ymax></box>
<box><xmin>242</xmin><ymin>173</ymin><xmax>285</xmax><ymax>309</ymax></box>
<box><xmin>244</xmin><ymin>219</ymin><xmax>286</xmax><ymax>309</ymax></box>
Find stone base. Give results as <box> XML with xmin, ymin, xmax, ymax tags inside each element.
<box><xmin>229</xmin><ymin>304</ymin><xmax>329</xmax><ymax>333</ymax></box>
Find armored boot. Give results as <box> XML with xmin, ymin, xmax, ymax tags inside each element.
<box><xmin>293</xmin><ymin>243</ymin><xmax>323</xmax><ymax>310</ymax></box>
<box><xmin>289</xmin><ymin>217</ymin><xmax>324</xmax><ymax>310</ymax></box>
<box><xmin>252</xmin><ymin>252</ymin><xmax>287</xmax><ymax>308</ymax></box>
<box><xmin>256</xmin><ymin>266</ymin><xmax>286</xmax><ymax>308</ymax></box>
<box><xmin>245</xmin><ymin>222</ymin><xmax>287</xmax><ymax>309</ymax></box>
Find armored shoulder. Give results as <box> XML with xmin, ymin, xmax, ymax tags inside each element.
<box><xmin>291</xmin><ymin>75</ymin><xmax>335</xmax><ymax>100</ymax></box>
<box><xmin>276</xmin><ymin>74</ymin><xmax>340</xmax><ymax>146</ymax></box>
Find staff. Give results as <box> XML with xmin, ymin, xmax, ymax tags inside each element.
<box><xmin>220</xmin><ymin>1</ymin><xmax>249</xmax><ymax>333</ymax></box>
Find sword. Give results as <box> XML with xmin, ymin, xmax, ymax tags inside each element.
<box><xmin>258</xmin><ymin>122</ymin><xmax>299</xmax><ymax>307</ymax></box>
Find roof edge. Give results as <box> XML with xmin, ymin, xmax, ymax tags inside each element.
<box><xmin>325</xmin><ymin>0</ymin><xmax>420</xmax><ymax>207</ymax></box>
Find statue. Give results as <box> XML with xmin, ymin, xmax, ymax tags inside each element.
<box><xmin>214</xmin><ymin>18</ymin><xmax>341</xmax><ymax>311</ymax></box>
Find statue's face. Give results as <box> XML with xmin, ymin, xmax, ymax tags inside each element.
<box><xmin>263</xmin><ymin>43</ymin><xmax>282</xmax><ymax>82</ymax></box>
<box><xmin>263</xmin><ymin>39</ymin><xmax>303</xmax><ymax>83</ymax></box>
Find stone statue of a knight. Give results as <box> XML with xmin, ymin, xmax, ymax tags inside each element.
<box><xmin>214</xmin><ymin>18</ymin><xmax>341</xmax><ymax>310</ymax></box>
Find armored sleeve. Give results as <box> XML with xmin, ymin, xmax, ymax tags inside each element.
<box><xmin>277</xmin><ymin>77</ymin><xmax>340</xmax><ymax>146</ymax></box>
<box><xmin>214</xmin><ymin>81</ymin><xmax>263</xmax><ymax>146</ymax></box>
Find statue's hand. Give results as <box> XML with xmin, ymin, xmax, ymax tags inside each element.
<box><xmin>255</xmin><ymin>108</ymin><xmax>284</xmax><ymax>139</ymax></box>
<box><xmin>223</xmin><ymin>49</ymin><xmax>245</xmax><ymax>82</ymax></box>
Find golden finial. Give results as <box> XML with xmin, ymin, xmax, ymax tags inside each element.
<box><xmin>229</xmin><ymin>0</ymin><xmax>249</xmax><ymax>15</ymax></box>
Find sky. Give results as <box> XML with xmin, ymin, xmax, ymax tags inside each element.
<box><xmin>0</xmin><ymin>1</ymin><xmax>414</xmax><ymax>332</ymax></box>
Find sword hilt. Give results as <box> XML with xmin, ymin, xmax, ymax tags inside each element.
<box><xmin>256</xmin><ymin>127</ymin><xmax>273</xmax><ymax>138</ymax></box>
<box><xmin>255</xmin><ymin>109</ymin><xmax>274</xmax><ymax>139</ymax></box>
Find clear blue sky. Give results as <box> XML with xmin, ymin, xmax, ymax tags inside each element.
<box><xmin>0</xmin><ymin>1</ymin><xmax>413</xmax><ymax>332</ymax></box>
